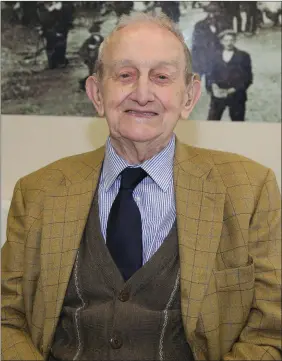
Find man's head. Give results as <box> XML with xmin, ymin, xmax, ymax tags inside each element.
<box><xmin>89</xmin><ymin>21</ymin><xmax>102</xmax><ymax>34</ymax></box>
<box><xmin>86</xmin><ymin>12</ymin><xmax>201</xmax><ymax>148</ymax></box>
<box><xmin>219</xmin><ymin>30</ymin><xmax>237</xmax><ymax>50</ymax></box>
<box><xmin>204</xmin><ymin>2</ymin><xmax>222</xmax><ymax>23</ymax></box>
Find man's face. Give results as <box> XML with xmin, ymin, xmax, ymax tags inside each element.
<box><xmin>87</xmin><ymin>23</ymin><xmax>200</xmax><ymax>144</ymax></box>
<box><xmin>221</xmin><ymin>34</ymin><xmax>236</xmax><ymax>50</ymax></box>
<box><xmin>207</xmin><ymin>12</ymin><xmax>217</xmax><ymax>24</ymax></box>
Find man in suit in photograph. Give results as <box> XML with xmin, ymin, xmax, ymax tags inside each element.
<box><xmin>78</xmin><ymin>22</ymin><xmax>104</xmax><ymax>91</ymax></box>
<box><xmin>37</xmin><ymin>1</ymin><xmax>73</xmax><ymax>69</ymax></box>
<box><xmin>244</xmin><ymin>1</ymin><xmax>258</xmax><ymax>35</ymax></box>
<box><xmin>160</xmin><ymin>1</ymin><xmax>181</xmax><ymax>23</ymax></box>
<box><xmin>207</xmin><ymin>29</ymin><xmax>253</xmax><ymax>121</ymax></box>
<box><xmin>221</xmin><ymin>1</ymin><xmax>242</xmax><ymax>33</ymax></box>
<box><xmin>1</xmin><ymin>11</ymin><xmax>281</xmax><ymax>361</ymax></box>
<box><xmin>191</xmin><ymin>2</ymin><xmax>229</xmax><ymax>89</ymax></box>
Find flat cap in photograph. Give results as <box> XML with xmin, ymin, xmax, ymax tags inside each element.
<box><xmin>218</xmin><ymin>29</ymin><xmax>237</xmax><ymax>39</ymax></box>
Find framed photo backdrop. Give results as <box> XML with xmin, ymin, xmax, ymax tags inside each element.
<box><xmin>1</xmin><ymin>1</ymin><xmax>281</xmax><ymax>122</ymax></box>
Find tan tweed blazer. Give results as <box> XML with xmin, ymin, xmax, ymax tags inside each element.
<box><xmin>2</xmin><ymin>139</ymin><xmax>281</xmax><ymax>360</ymax></box>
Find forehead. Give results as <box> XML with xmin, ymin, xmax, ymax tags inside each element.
<box><xmin>103</xmin><ymin>23</ymin><xmax>186</xmax><ymax>70</ymax></box>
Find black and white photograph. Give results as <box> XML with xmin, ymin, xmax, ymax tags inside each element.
<box><xmin>1</xmin><ymin>1</ymin><xmax>281</xmax><ymax>121</ymax></box>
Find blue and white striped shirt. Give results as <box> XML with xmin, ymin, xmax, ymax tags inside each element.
<box><xmin>98</xmin><ymin>135</ymin><xmax>176</xmax><ymax>264</ymax></box>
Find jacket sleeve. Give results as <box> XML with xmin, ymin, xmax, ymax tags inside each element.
<box><xmin>1</xmin><ymin>179</ymin><xmax>43</xmax><ymax>361</ymax></box>
<box><xmin>235</xmin><ymin>53</ymin><xmax>253</xmax><ymax>92</ymax></box>
<box><xmin>206</xmin><ymin>53</ymin><xmax>220</xmax><ymax>92</ymax></box>
<box><xmin>222</xmin><ymin>169</ymin><xmax>282</xmax><ymax>360</ymax></box>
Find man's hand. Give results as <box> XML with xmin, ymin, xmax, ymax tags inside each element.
<box><xmin>212</xmin><ymin>83</ymin><xmax>228</xmax><ymax>98</ymax></box>
<box><xmin>37</xmin><ymin>27</ymin><xmax>44</xmax><ymax>37</ymax></box>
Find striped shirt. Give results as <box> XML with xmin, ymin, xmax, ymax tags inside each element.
<box><xmin>98</xmin><ymin>135</ymin><xmax>176</xmax><ymax>264</ymax></box>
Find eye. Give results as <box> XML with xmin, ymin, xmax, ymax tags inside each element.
<box><xmin>154</xmin><ymin>74</ymin><xmax>170</xmax><ymax>82</ymax></box>
<box><xmin>119</xmin><ymin>73</ymin><xmax>131</xmax><ymax>79</ymax></box>
<box><xmin>158</xmin><ymin>75</ymin><xmax>168</xmax><ymax>80</ymax></box>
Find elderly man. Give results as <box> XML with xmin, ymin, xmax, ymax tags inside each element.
<box><xmin>1</xmin><ymin>11</ymin><xmax>281</xmax><ymax>361</ymax></box>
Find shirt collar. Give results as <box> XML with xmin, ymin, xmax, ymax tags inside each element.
<box><xmin>101</xmin><ymin>134</ymin><xmax>176</xmax><ymax>192</ymax></box>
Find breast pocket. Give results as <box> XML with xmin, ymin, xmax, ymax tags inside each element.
<box><xmin>213</xmin><ymin>257</ymin><xmax>255</xmax><ymax>326</ymax></box>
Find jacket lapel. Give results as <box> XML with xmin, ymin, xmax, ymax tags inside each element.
<box><xmin>174</xmin><ymin>141</ymin><xmax>226</xmax><ymax>339</ymax></box>
<box><xmin>41</xmin><ymin>148</ymin><xmax>105</xmax><ymax>355</ymax></box>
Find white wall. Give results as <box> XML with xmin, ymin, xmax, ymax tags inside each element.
<box><xmin>1</xmin><ymin>115</ymin><xmax>281</xmax><ymax>244</ymax></box>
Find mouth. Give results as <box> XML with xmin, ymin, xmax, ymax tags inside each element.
<box><xmin>125</xmin><ymin>110</ymin><xmax>158</xmax><ymax>117</ymax></box>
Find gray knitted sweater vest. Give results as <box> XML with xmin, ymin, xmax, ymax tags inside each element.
<box><xmin>49</xmin><ymin>188</ymin><xmax>194</xmax><ymax>361</ymax></box>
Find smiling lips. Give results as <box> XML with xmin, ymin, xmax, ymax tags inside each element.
<box><xmin>125</xmin><ymin>109</ymin><xmax>158</xmax><ymax>117</ymax></box>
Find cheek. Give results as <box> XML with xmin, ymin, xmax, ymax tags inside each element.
<box><xmin>159</xmin><ymin>88</ymin><xmax>185</xmax><ymax>111</ymax></box>
<box><xmin>103</xmin><ymin>83</ymin><xmax>130</xmax><ymax>109</ymax></box>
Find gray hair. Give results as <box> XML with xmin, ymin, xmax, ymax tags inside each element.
<box><xmin>94</xmin><ymin>11</ymin><xmax>193</xmax><ymax>85</ymax></box>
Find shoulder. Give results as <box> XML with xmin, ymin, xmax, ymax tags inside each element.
<box><xmin>18</xmin><ymin>146</ymin><xmax>105</xmax><ymax>194</ymax></box>
<box><xmin>181</xmin><ymin>142</ymin><xmax>272</xmax><ymax>192</ymax></box>
<box><xmin>187</xmin><ymin>144</ymin><xmax>281</xmax><ymax>230</ymax></box>
<box><xmin>235</xmin><ymin>48</ymin><xmax>251</xmax><ymax>60</ymax></box>
<box><xmin>194</xmin><ymin>20</ymin><xmax>207</xmax><ymax>29</ymax></box>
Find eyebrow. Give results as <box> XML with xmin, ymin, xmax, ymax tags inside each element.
<box><xmin>110</xmin><ymin>59</ymin><xmax>181</xmax><ymax>70</ymax></box>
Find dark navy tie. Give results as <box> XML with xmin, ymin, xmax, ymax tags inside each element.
<box><xmin>106</xmin><ymin>167</ymin><xmax>147</xmax><ymax>281</ymax></box>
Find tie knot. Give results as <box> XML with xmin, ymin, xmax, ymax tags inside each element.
<box><xmin>120</xmin><ymin>167</ymin><xmax>147</xmax><ymax>190</ymax></box>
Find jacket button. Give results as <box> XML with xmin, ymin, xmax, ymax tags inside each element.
<box><xmin>109</xmin><ymin>334</ymin><xmax>123</xmax><ymax>349</ymax></box>
<box><xmin>118</xmin><ymin>289</ymin><xmax>130</xmax><ymax>302</ymax></box>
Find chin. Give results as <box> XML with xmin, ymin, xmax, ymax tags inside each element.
<box><xmin>120</xmin><ymin>124</ymin><xmax>160</xmax><ymax>143</ymax></box>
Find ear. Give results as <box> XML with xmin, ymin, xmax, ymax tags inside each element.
<box><xmin>86</xmin><ymin>75</ymin><xmax>105</xmax><ymax>116</ymax></box>
<box><xmin>181</xmin><ymin>73</ymin><xmax>202</xmax><ymax>119</ymax></box>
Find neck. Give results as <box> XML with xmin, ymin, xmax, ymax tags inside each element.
<box><xmin>110</xmin><ymin>135</ymin><xmax>173</xmax><ymax>165</ymax></box>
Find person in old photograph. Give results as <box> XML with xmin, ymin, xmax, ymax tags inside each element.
<box><xmin>222</xmin><ymin>1</ymin><xmax>242</xmax><ymax>33</ymax></box>
<box><xmin>159</xmin><ymin>1</ymin><xmax>181</xmax><ymax>23</ymax></box>
<box><xmin>207</xmin><ymin>29</ymin><xmax>253</xmax><ymax>121</ymax></box>
<box><xmin>1</xmin><ymin>1</ymin><xmax>281</xmax><ymax>120</ymax></box>
<box><xmin>112</xmin><ymin>1</ymin><xmax>134</xmax><ymax>22</ymax></box>
<box><xmin>191</xmin><ymin>2</ymin><xmax>229</xmax><ymax>90</ymax></box>
<box><xmin>258</xmin><ymin>1</ymin><xmax>282</xmax><ymax>28</ymax></box>
<box><xmin>243</xmin><ymin>1</ymin><xmax>259</xmax><ymax>36</ymax></box>
<box><xmin>2</xmin><ymin>10</ymin><xmax>281</xmax><ymax>361</ymax></box>
<box><xmin>37</xmin><ymin>1</ymin><xmax>73</xmax><ymax>69</ymax></box>
<box><xmin>78</xmin><ymin>21</ymin><xmax>104</xmax><ymax>91</ymax></box>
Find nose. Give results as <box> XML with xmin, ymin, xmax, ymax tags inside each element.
<box><xmin>129</xmin><ymin>76</ymin><xmax>154</xmax><ymax>105</ymax></box>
